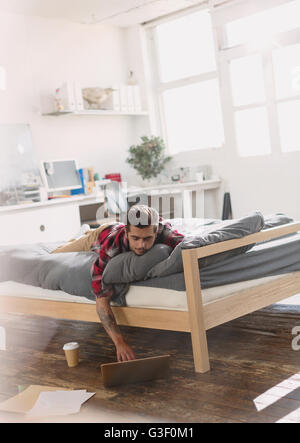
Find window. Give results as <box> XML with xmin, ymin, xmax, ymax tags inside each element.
<box><xmin>162</xmin><ymin>80</ymin><xmax>224</xmax><ymax>153</ymax></box>
<box><xmin>156</xmin><ymin>10</ymin><xmax>216</xmax><ymax>82</ymax></box>
<box><xmin>272</xmin><ymin>42</ymin><xmax>300</xmax><ymax>152</ymax></box>
<box><xmin>148</xmin><ymin>0</ymin><xmax>300</xmax><ymax>157</ymax></box>
<box><xmin>151</xmin><ymin>8</ymin><xmax>225</xmax><ymax>153</ymax></box>
<box><xmin>272</xmin><ymin>43</ymin><xmax>300</xmax><ymax>99</ymax></box>
<box><xmin>222</xmin><ymin>0</ymin><xmax>300</xmax><ymax>155</ymax></box>
<box><xmin>277</xmin><ymin>100</ymin><xmax>300</xmax><ymax>152</ymax></box>
<box><xmin>224</xmin><ymin>0</ymin><xmax>300</xmax><ymax>49</ymax></box>
<box><xmin>229</xmin><ymin>54</ymin><xmax>271</xmax><ymax>156</ymax></box>
<box><xmin>229</xmin><ymin>54</ymin><xmax>266</xmax><ymax>106</ymax></box>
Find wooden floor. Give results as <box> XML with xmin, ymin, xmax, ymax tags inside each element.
<box><xmin>0</xmin><ymin>303</ymin><xmax>300</xmax><ymax>423</ymax></box>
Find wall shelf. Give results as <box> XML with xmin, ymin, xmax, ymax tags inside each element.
<box><xmin>42</xmin><ymin>110</ymin><xmax>148</xmax><ymax>117</ymax></box>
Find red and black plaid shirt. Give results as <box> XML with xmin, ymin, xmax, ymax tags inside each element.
<box><xmin>91</xmin><ymin>220</ymin><xmax>184</xmax><ymax>299</ymax></box>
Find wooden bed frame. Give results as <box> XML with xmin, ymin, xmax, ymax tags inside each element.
<box><xmin>1</xmin><ymin>222</ymin><xmax>300</xmax><ymax>373</ymax></box>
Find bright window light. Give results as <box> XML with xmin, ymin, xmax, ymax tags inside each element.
<box><xmin>156</xmin><ymin>9</ymin><xmax>216</xmax><ymax>82</ymax></box>
<box><xmin>253</xmin><ymin>373</ymin><xmax>300</xmax><ymax>422</ymax></box>
<box><xmin>225</xmin><ymin>0</ymin><xmax>300</xmax><ymax>48</ymax></box>
<box><xmin>162</xmin><ymin>79</ymin><xmax>225</xmax><ymax>154</ymax></box>
<box><xmin>235</xmin><ymin>107</ymin><xmax>271</xmax><ymax>157</ymax></box>
<box><xmin>230</xmin><ymin>54</ymin><xmax>266</xmax><ymax>106</ymax></box>
<box><xmin>277</xmin><ymin>100</ymin><xmax>300</xmax><ymax>152</ymax></box>
<box><xmin>273</xmin><ymin>43</ymin><xmax>300</xmax><ymax>100</ymax></box>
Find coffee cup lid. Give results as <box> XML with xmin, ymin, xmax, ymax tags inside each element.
<box><xmin>63</xmin><ymin>342</ymin><xmax>79</xmax><ymax>351</ymax></box>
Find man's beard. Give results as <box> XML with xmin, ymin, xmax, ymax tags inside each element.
<box><xmin>135</xmin><ymin>249</ymin><xmax>146</xmax><ymax>255</ymax></box>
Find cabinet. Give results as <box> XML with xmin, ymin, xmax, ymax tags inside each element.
<box><xmin>0</xmin><ymin>194</ymin><xmax>104</xmax><ymax>246</ymax></box>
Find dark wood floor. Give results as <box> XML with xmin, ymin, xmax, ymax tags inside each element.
<box><xmin>0</xmin><ymin>303</ymin><xmax>300</xmax><ymax>423</ymax></box>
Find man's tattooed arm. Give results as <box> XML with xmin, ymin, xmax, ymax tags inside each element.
<box><xmin>96</xmin><ymin>297</ymin><xmax>136</xmax><ymax>362</ymax></box>
<box><xmin>96</xmin><ymin>296</ymin><xmax>122</xmax><ymax>341</ymax></box>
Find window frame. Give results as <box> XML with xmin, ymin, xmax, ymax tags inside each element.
<box><xmin>144</xmin><ymin>3</ymin><xmax>226</xmax><ymax>155</ymax></box>
<box><xmin>143</xmin><ymin>0</ymin><xmax>300</xmax><ymax>156</ymax></box>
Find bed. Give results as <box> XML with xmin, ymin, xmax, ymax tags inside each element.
<box><xmin>1</xmin><ymin>217</ymin><xmax>300</xmax><ymax>373</ymax></box>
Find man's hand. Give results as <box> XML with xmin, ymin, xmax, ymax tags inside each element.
<box><xmin>96</xmin><ymin>296</ymin><xmax>136</xmax><ymax>362</ymax></box>
<box><xmin>115</xmin><ymin>338</ymin><xmax>136</xmax><ymax>362</ymax></box>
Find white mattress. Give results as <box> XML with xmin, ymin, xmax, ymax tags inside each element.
<box><xmin>0</xmin><ymin>274</ymin><xmax>291</xmax><ymax>311</ymax></box>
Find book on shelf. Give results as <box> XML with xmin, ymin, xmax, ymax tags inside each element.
<box><xmin>116</xmin><ymin>84</ymin><xmax>142</xmax><ymax>113</ymax></box>
<box><xmin>126</xmin><ymin>86</ymin><xmax>135</xmax><ymax>112</ymax></box>
<box><xmin>73</xmin><ymin>82</ymin><xmax>84</xmax><ymax>111</ymax></box>
<box><xmin>132</xmin><ymin>85</ymin><xmax>142</xmax><ymax>112</ymax></box>
<box><xmin>119</xmin><ymin>85</ymin><xmax>128</xmax><ymax>112</ymax></box>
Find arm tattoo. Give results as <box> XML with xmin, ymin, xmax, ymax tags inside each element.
<box><xmin>97</xmin><ymin>299</ymin><xmax>122</xmax><ymax>338</ymax></box>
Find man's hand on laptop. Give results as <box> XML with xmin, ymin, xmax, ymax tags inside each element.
<box><xmin>96</xmin><ymin>297</ymin><xmax>136</xmax><ymax>362</ymax></box>
<box><xmin>116</xmin><ymin>338</ymin><xmax>136</xmax><ymax>362</ymax></box>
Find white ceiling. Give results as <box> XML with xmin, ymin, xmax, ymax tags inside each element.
<box><xmin>0</xmin><ymin>0</ymin><xmax>208</xmax><ymax>26</ymax></box>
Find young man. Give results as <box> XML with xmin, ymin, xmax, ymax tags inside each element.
<box><xmin>52</xmin><ymin>205</ymin><xmax>184</xmax><ymax>362</ymax></box>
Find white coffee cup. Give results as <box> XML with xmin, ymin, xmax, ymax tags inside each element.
<box><xmin>63</xmin><ymin>342</ymin><xmax>79</xmax><ymax>367</ymax></box>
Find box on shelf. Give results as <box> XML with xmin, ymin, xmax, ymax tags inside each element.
<box><xmin>105</xmin><ymin>173</ymin><xmax>122</xmax><ymax>183</ymax></box>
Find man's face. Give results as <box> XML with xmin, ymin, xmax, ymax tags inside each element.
<box><xmin>127</xmin><ymin>225</ymin><xmax>157</xmax><ymax>255</ymax></box>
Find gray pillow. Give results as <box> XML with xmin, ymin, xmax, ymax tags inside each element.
<box><xmin>102</xmin><ymin>243</ymin><xmax>171</xmax><ymax>285</ymax></box>
<box><xmin>102</xmin><ymin>211</ymin><xmax>293</xmax><ymax>285</ymax></box>
<box><xmin>146</xmin><ymin>211</ymin><xmax>265</xmax><ymax>279</ymax></box>
<box><xmin>263</xmin><ymin>213</ymin><xmax>294</xmax><ymax>229</ymax></box>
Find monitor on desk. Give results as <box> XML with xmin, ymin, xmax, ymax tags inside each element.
<box><xmin>41</xmin><ymin>159</ymin><xmax>82</xmax><ymax>192</ymax></box>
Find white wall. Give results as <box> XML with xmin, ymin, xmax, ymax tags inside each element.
<box><xmin>0</xmin><ymin>11</ymin><xmax>140</xmax><ymax>183</ymax></box>
<box><xmin>125</xmin><ymin>25</ymin><xmax>300</xmax><ymax>220</ymax></box>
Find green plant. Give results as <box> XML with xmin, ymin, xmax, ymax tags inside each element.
<box><xmin>127</xmin><ymin>136</ymin><xmax>172</xmax><ymax>180</ymax></box>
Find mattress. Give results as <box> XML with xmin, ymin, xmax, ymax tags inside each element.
<box><xmin>0</xmin><ymin>273</ymin><xmax>293</xmax><ymax>311</ymax></box>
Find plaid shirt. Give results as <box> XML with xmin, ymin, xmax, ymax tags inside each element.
<box><xmin>91</xmin><ymin>220</ymin><xmax>184</xmax><ymax>299</ymax></box>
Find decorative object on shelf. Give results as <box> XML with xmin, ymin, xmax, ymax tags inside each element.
<box><xmin>169</xmin><ymin>167</ymin><xmax>190</xmax><ymax>183</ymax></box>
<box><xmin>41</xmin><ymin>81</ymin><xmax>84</xmax><ymax>114</ymax></box>
<box><xmin>55</xmin><ymin>82</ymin><xmax>76</xmax><ymax>111</ymax></box>
<box><xmin>126</xmin><ymin>136</ymin><xmax>172</xmax><ymax>181</ymax></box>
<box><xmin>55</xmin><ymin>88</ymin><xmax>64</xmax><ymax>112</ymax></box>
<box><xmin>82</xmin><ymin>87</ymin><xmax>115</xmax><ymax>110</ymax></box>
<box><xmin>128</xmin><ymin>70</ymin><xmax>137</xmax><ymax>86</ymax></box>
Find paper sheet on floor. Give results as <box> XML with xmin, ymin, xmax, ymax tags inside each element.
<box><xmin>0</xmin><ymin>385</ymin><xmax>95</xmax><ymax>417</ymax></box>
<box><xmin>26</xmin><ymin>389</ymin><xmax>95</xmax><ymax>418</ymax></box>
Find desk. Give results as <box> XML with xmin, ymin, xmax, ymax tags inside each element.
<box><xmin>0</xmin><ymin>193</ymin><xmax>105</xmax><ymax>246</ymax></box>
<box><xmin>126</xmin><ymin>178</ymin><xmax>221</xmax><ymax>219</ymax></box>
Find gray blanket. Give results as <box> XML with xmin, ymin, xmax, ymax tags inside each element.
<box><xmin>0</xmin><ymin>242</ymin><xmax>97</xmax><ymax>301</ymax></box>
<box><xmin>0</xmin><ymin>212</ymin><xmax>296</xmax><ymax>306</ymax></box>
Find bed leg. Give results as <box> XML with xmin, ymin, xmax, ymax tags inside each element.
<box><xmin>182</xmin><ymin>249</ymin><xmax>210</xmax><ymax>373</ymax></box>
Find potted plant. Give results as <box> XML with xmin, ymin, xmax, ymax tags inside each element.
<box><xmin>126</xmin><ymin>136</ymin><xmax>172</xmax><ymax>183</ymax></box>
